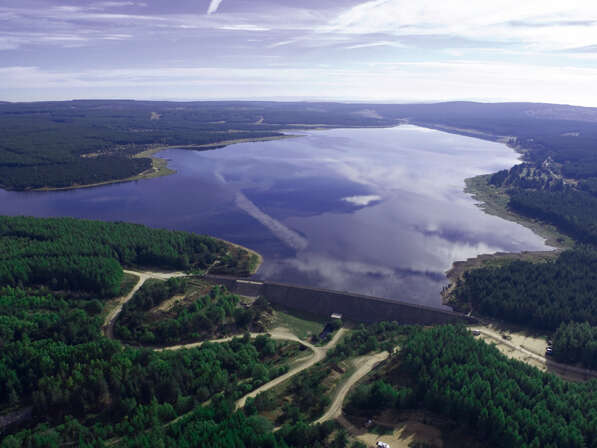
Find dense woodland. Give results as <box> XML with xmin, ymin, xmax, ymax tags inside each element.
<box><xmin>552</xmin><ymin>322</ymin><xmax>597</xmax><ymax>369</ymax></box>
<box><xmin>0</xmin><ymin>215</ymin><xmax>321</xmax><ymax>446</ymax></box>
<box><xmin>4</xmin><ymin>101</ymin><xmax>597</xmax><ymax>444</ymax></box>
<box><xmin>0</xmin><ymin>100</ymin><xmax>393</xmax><ymax>190</ymax></box>
<box><xmin>115</xmin><ymin>281</ymin><xmax>270</xmax><ymax>345</ymax></box>
<box><xmin>3</xmin><ymin>100</ymin><xmax>597</xmax><ymax>190</ymax></box>
<box><xmin>246</xmin><ymin>322</ymin><xmax>415</xmax><ymax>427</ymax></box>
<box><xmin>0</xmin><ymin>215</ymin><xmax>238</xmax><ymax>287</ymax></box>
<box><xmin>348</xmin><ymin>326</ymin><xmax>597</xmax><ymax>448</ymax></box>
<box><xmin>453</xmin><ymin>249</ymin><xmax>597</xmax><ymax>331</ymax></box>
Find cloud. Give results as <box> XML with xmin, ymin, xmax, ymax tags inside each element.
<box><xmin>325</xmin><ymin>0</ymin><xmax>597</xmax><ymax>50</ymax></box>
<box><xmin>217</xmin><ymin>24</ymin><xmax>269</xmax><ymax>31</ymax></box>
<box><xmin>342</xmin><ymin>195</ymin><xmax>382</xmax><ymax>206</ymax></box>
<box><xmin>344</xmin><ymin>40</ymin><xmax>405</xmax><ymax>50</ymax></box>
<box><xmin>235</xmin><ymin>191</ymin><xmax>308</xmax><ymax>251</ymax></box>
<box><xmin>207</xmin><ymin>0</ymin><xmax>224</xmax><ymax>15</ymax></box>
<box><xmin>3</xmin><ymin>61</ymin><xmax>597</xmax><ymax>106</ymax></box>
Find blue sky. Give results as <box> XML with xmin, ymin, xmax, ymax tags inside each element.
<box><xmin>1</xmin><ymin>0</ymin><xmax>597</xmax><ymax>105</ymax></box>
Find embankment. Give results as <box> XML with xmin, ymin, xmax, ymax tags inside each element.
<box><xmin>207</xmin><ymin>275</ymin><xmax>475</xmax><ymax>325</ymax></box>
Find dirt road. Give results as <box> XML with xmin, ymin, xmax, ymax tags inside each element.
<box><xmin>102</xmin><ymin>269</ymin><xmax>187</xmax><ymax>339</ymax></box>
<box><xmin>472</xmin><ymin>327</ymin><xmax>597</xmax><ymax>381</ymax></box>
<box><xmin>315</xmin><ymin>351</ymin><xmax>389</xmax><ymax>424</ymax></box>
<box><xmin>235</xmin><ymin>328</ymin><xmax>347</xmax><ymax>409</ymax></box>
<box><xmin>103</xmin><ymin>275</ymin><xmax>358</xmax><ymax>419</ymax></box>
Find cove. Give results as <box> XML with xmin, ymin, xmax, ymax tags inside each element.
<box><xmin>0</xmin><ymin>125</ymin><xmax>550</xmax><ymax>308</ymax></box>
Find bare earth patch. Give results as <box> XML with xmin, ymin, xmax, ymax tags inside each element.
<box><xmin>357</xmin><ymin>420</ymin><xmax>443</xmax><ymax>448</ymax></box>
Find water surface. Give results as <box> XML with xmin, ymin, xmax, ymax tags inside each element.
<box><xmin>0</xmin><ymin>126</ymin><xmax>549</xmax><ymax>307</ymax></box>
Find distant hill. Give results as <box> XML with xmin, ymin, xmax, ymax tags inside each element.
<box><xmin>1</xmin><ymin>100</ymin><xmax>597</xmax><ymax>190</ymax></box>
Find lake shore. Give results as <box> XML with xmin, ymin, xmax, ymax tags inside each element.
<box><xmin>442</xmin><ymin>173</ymin><xmax>572</xmax><ymax>310</ymax></box>
<box><xmin>220</xmin><ymin>239</ymin><xmax>264</xmax><ymax>276</ymax></box>
<box><xmin>32</xmin><ymin>134</ymin><xmax>298</xmax><ymax>192</ymax></box>
<box><xmin>405</xmin><ymin>122</ymin><xmax>572</xmax><ymax>310</ymax></box>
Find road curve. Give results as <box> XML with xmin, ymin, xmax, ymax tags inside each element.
<box><xmin>102</xmin><ymin>272</ymin><xmax>357</xmax><ymax>420</ymax></box>
<box><xmin>102</xmin><ymin>269</ymin><xmax>187</xmax><ymax>339</ymax></box>
<box><xmin>314</xmin><ymin>351</ymin><xmax>389</xmax><ymax>424</ymax></box>
<box><xmin>235</xmin><ymin>328</ymin><xmax>347</xmax><ymax>409</ymax></box>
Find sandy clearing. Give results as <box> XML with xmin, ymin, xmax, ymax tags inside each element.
<box><xmin>356</xmin><ymin>421</ymin><xmax>444</xmax><ymax>448</ymax></box>
<box><xmin>470</xmin><ymin>326</ymin><xmax>597</xmax><ymax>381</ymax></box>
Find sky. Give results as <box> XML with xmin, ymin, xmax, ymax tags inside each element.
<box><xmin>1</xmin><ymin>0</ymin><xmax>597</xmax><ymax>105</ymax></box>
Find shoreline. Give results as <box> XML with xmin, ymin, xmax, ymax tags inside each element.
<box><xmin>441</xmin><ymin>173</ymin><xmax>573</xmax><ymax>309</ymax></box>
<box><xmin>29</xmin><ymin>134</ymin><xmax>298</xmax><ymax>192</ymax></box>
<box><xmin>403</xmin><ymin>122</ymin><xmax>573</xmax><ymax>310</ymax></box>
<box><xmin>219</xmin><ymin>238</ymin><xmax>264</xmax><ymax>276</ymax></box>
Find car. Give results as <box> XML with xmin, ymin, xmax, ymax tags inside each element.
<box><xmin>376</xmin><ymin>442</ymin><xmax>391</xmax><ymax>448</ymax></box>
<box><xmin>546</xmin><ymin>347</ymin><xmax>553</xmax><ymax>356</ymax></box>
<box><xmin>472</xmin><ymin>330</ymin><xmax>481</xmax><ymax>336</ymax></box>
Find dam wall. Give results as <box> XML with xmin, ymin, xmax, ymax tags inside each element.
<box><xmin>206</xmin><ymin>275</ymin><xmax>475</xmax><ymax>325</ymax></box>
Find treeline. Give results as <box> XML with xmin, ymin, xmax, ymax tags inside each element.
<box><xmin>509</xmin><ymin>189</ymin><xmax>597</xmax><ymax>245</ymax></box>
<box><xmin>0</xmin><ymin>255</ymin><xmax>123</xmax><ymax>297</ymax></box>
<box><xmin>115</xmin><ymin>282</ymin><xmax>269</xmax><ymax>345</ymax></box>
<box><xmin>328</xmin><ymin>321</ymin><xmax>415</xmax><ymax>361</ymax></box>
<box><xmin>0</xmin><ymin>216</ymin><xmax>248</xmax><ymax>296</ymax></box>
<box><xmin>0</xmin><ymin>214</ymin><xmax>347</xmax><ymax>446</ymax></box>
<box><xmin>0</xmin><ymin>286</ymin><xmax>104</xmax><ymax>348</ymax></box>
<box><xmin>0</xmin><ymin>156</ymin><xmax>151</xmax><ymax>190</ymax></box>
<box><xmin>350</xmin><ymin>326</ymin><xmax>597</xmax><ymax>448</ymax></box>
<box><xmin>553</xmin><ymin>322</ymin><xmax>597</xmax><ymax>369</ymax></box>
<box><xmin>453</xmin><ymin>249</ymin><xmax>597</xmax><ymax>331</ymax></box>
<box><xmin>116</xmin><ymin>405</ymin><xmax>342</xmax><ymax>448</ymax></box>
<box><xmin>1</xmin><ymin>332</ymin><xmax>295</xmax><ymax>444</ymax></box>
<box><xmin>0</xmin><ymin>100</ymin><xmax>395</xmax><ymax>190</ymax></box>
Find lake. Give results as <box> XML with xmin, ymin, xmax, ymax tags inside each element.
<box><xmin>0</xmin><ymin>125</ymin><xmax>550</xmax><ymax>308</ymax></box>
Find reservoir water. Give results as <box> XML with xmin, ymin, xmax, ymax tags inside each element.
<box><xmin>0</xmin><ymin>125</ymin><xmax>549</xmax><ymax>308</ymax></box>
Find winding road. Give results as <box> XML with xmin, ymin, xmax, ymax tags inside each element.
<box><xmin>315</xmin><ymin>351</ymin><xmax>390</xmax><ymax>424</ymax></box>
<box><xmin>102</xmin><ymin>269</ymin><xmax>187</xmax><ymax>339</ymax></box>
<box><xmin>102</xmin><ymin>270</ymin><xmax>382</xmax><ymax>422</ymax></box>
<box><xmin>235</xmin><ymin>328</ymin><xmax>347</xmax><ymax>409</ymax></box>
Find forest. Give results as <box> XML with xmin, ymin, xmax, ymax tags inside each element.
<box><xmin>244</xmin><ymin>322</ymin><xmax>416</xmax><ymax>427</ymax></box>
<box><xmin>1</xmin><ymin>215</ymin><xmax>327</xmax><ymax>446</ymax></box>
<box><xmin>509</xmin><ymin>189</ymin><xmax>597</xmax><ymax>245</ymax></box>
<box><xmin>0</xmin><ymin>100</ymin><xmax>393</xmax><ymax>190</ymax></box>
<box><xmin>0</xmin><ymin>215</ymin><xmax>237</xmax><ymax>283</ymax></box>
<box><xmin>347</xmin><ymin>326</ymin><xmax>597</xmax><ymax>448</ymax></box>
<box><xmin>552</xmin><ymin>322</ymin><xmax>597</xmax><ymax>369</ymax></box>
<box><xmin>3</xmin><ymin>100</ymin><xmax>597</xmax><ymax>190</ymax></box>
<box><xmin>453</xmin><ymin>248</ymin><xmax>597</xmax><ymax>331</ymax></box>
<box><xmin>115</xmin><ymin>281</ymin><xmax>271</xmax><ymax>345</ymax></box>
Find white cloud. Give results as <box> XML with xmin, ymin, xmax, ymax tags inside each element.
<box><xmin>343</xmin><ymin>195</ymin><xmax>382</xmax><ymax>206</ymax></box>
<box><xmin>344</xmin><ymin>40</ymin><xmax>405</xmax><ymax>50</ymax></box>
<box><xmin>207</xmin><ymin>0</ymin><xmax>224</xmax><ymax>15</ymax></box>
<box><xmin>326</xmin><ymin>0</ymin><xmax>597</xmax><ymax>50</ymax></box>
<box><xmin>2</xmin><ymin>59</ymin><xmax>597</xmax><ymax>106</ymax></box>
<box><xmin>217</xmin><ymin>24</ymin><xmax>269</xmax><ymax>31</ymax></box>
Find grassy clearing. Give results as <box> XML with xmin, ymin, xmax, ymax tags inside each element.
<box><xmin>270</xmin><ymin>308</ymin><xmax>325</xmax><ymax>340</ymax></box>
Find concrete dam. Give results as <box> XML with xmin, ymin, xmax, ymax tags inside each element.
<box><xmin>206</xmin><ymin>275</ymin><xmax>475</xmax><ymax>325</ymax></box>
